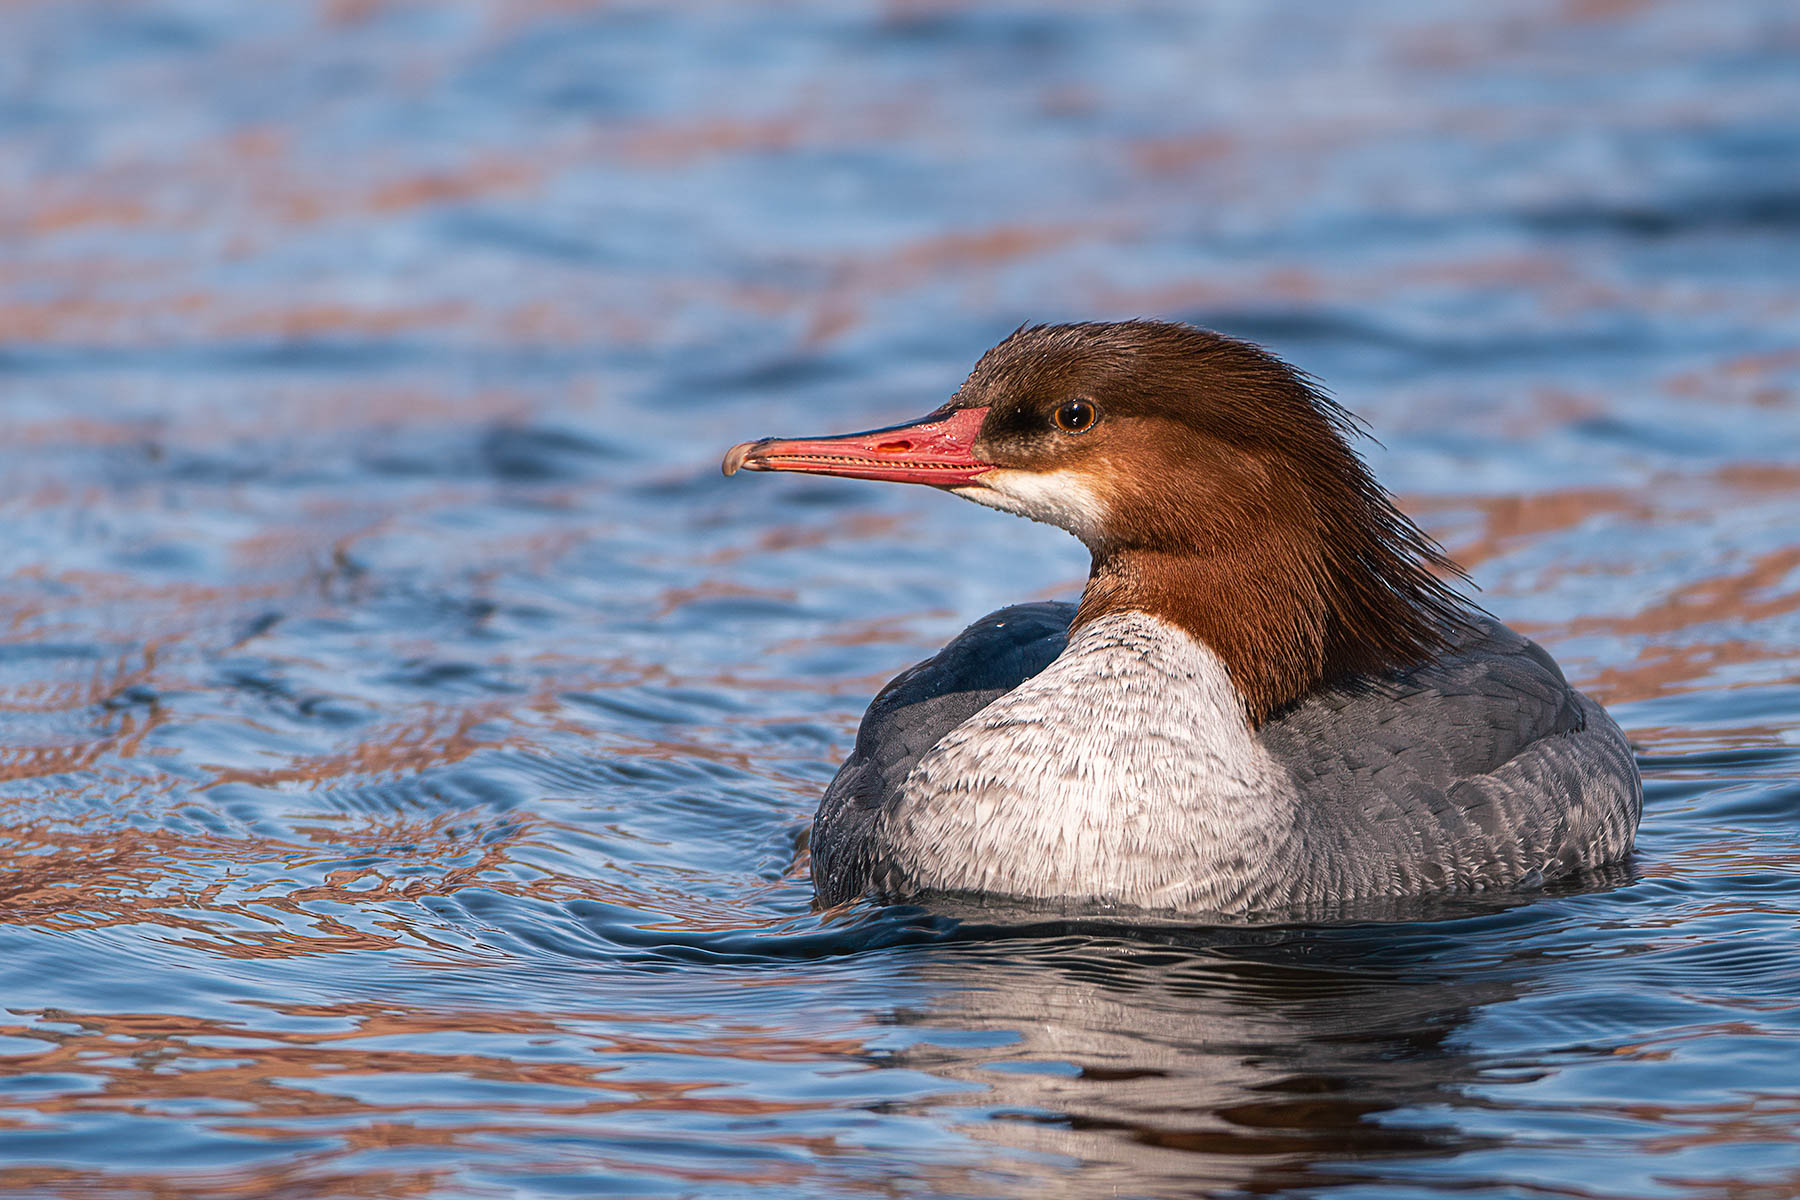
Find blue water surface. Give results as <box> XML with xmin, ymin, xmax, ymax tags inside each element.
<box><xmin>1</xmin><ymin>1</ymin><xmax>1798</xmax><ymax>1196</ymax></box>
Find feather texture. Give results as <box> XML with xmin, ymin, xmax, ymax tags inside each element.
<box><xmin>811</xmin><ymin>603</ymin><xmax>1640</xmax><ymax>915</ymax></box>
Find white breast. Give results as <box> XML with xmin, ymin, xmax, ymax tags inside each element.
<box><xmin>875</xmin><ymin>610</ymin><xmax>1299</xmax><ymax>911</ymax></box>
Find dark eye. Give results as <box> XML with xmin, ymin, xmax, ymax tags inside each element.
<box><xmin>1053</xmin><ymin>399</ymin><xmax>1098</xmax><ymax>434</ymax></box>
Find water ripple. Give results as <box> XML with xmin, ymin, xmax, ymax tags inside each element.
<box><xmin>0</xmin><ymin>0</ymin><xmax>1797</xmax><ymax>1196</ymax></box>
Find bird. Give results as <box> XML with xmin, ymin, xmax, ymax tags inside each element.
<box><xmin>722</xmin><ymin>320</ymin><xmax>1641</xmax><ymax>917</ymax></box>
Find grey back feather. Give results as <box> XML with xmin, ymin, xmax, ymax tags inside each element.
<box><xmin>810</xmin><ymin>603</ymin><xmax>1641</xmax><ymax>911</ymax></box>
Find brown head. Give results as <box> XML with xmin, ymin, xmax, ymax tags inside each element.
<box><xmin>724</xmin><ymin>319</ymin><xmax>1477</xmax><ymax>724</ymax></box>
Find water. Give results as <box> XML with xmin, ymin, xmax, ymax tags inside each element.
<box><xmin>2</xmin><ymin>1</ymin><xmax>1798</xmax><ymax>1195</ymax></box>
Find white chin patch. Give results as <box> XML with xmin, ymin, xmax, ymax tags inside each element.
<box><xmin>952</xmin><ymin>469</ymin><xmax>1110</xmax><ymax>545</ymax></box>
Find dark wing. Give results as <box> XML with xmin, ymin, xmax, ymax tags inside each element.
<box><xmin>1260</xmin><ymin>616</ymin><xmax>1640</xmax><ymax>893</ymax></box>
<box><xmin>811</xmin><ymin>602</ymin><xmax>1074</xmax><ymax>905</ymax></box>
<box><xmin>1262</xmin><ymin>617</ymin><xmax>1583</xmax><ymax>794</ymax></box>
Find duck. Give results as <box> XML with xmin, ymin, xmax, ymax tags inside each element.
<box><xmin>722</xmin><ymin>320</ymin><xmax>1641</xmax><ymax>917</ymax></box>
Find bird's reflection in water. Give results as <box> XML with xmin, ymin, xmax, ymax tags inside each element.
<box><xmin>871</xmin><ymin>888</ymin><xmax>1620</xmax><ymax>1197</ymax></box>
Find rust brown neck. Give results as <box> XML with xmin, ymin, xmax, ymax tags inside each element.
<box><xmin>1073</xmin><ymin>547</ymin><xmax>1330</xmax><ymax>726</ymax></box>
<box><xmin>1073</xmin><ymin>538</ymin><xmax>1468</xmax><ymax>726</ymax></box>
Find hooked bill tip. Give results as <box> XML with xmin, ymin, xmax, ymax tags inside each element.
<box><xmin>721</xmin><ymin>441</ymin><xmax>761</xmax><ymax>477</ymax></box>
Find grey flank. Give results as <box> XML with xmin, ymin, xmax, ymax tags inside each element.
<box><xmin>811</xmin><ymin>603</ymin><xmax>1641</xmax><ymax>915</ymax></box>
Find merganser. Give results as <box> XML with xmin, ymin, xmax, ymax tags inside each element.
<box><xmin>723</xmin><ymin>321</ymin><xmax>1642</xmax><ymax>916</ymax></box>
